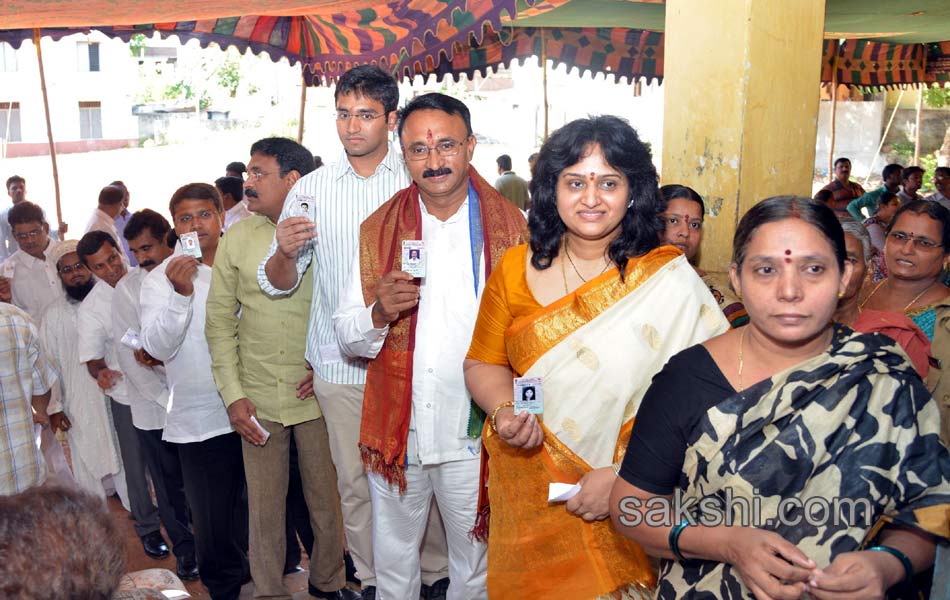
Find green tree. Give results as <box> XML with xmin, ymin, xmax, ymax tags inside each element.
<box><xmin>923</xmin><ymin>86</ymin><xmax>950</xmax><ymax>166</ymax></box>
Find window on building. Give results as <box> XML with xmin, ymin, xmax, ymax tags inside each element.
<box><xmin>0</xmin><ymin>102</ymin><xmax>21</xmax><ymax>142</ymax></box>
<box><xmin>77</xmin><ymin>42</ymin><xmax>100</xmax><ymax>72</ymax></box>
<box><xmin>79</xmin><ymin>101</ymin><xmax>102</xmax><ymax>139</ymax></box>
<box><xmin>0</xmin><ymin>43</ymin><xmax>17</xmax><ymax>72</ymax></box>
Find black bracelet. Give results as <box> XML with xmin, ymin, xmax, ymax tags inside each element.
<box><xmin>868</xmin><ymin>545</ymin><xmax>914</xmax><ymax>585</ymax></box>
<box><xmin>668</xmin><ymin>518</ymin><xmax>693</xmax><ymax>563</ymax></box>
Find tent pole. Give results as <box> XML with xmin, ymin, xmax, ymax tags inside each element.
<box><xmin>298</xmin><ymin>72</ymin><xmax>307</xmax><ymax>144</ymax></box>
<box><xmin>914</xmin><ymin>84</ymin><xmax>923</xmax><ymax>164</ymax></box>
<box><xmin>33</xmin><ymin>28</ymin><xmax>62</xmax><ymax>227</ymax></box>
<box><xmin>864</xmin><ymin>89</ymin><xmax>904</xmax><ymax>186</ymax></box>
<box><xmin>541</xmin><ymin>28</ymin><xmax>549</xmax><ymax>140</ymax></box>
<box><xmin>828</xmin><ymin>58</ymin><xmax>838</xmax><ymax>181</ymax></box>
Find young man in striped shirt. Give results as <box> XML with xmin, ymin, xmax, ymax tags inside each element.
<box><xmin>259</xmin><ymin>65</ymin><xmax>449</xmax><ymax>600</ymax></box>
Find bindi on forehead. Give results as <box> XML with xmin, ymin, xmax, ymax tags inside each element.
<box><xmin>589</xmin><ymin>172</ymin><xmax>596</xmax><ymax>181</ymax></box>
<box><xmin>784</xmin><ymin>249</ymin><xmax>792</xmax><ymax>263</ymax></box>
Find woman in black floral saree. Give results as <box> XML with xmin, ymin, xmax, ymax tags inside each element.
<box><xmin>610</xmin><ymin>196</ymin><xmax>950</xmax><ymax>600</ymax></box>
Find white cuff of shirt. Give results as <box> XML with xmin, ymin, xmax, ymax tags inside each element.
<box><xmin>359</xmin><ymin>303</ymin><xmax>389</xmax><ymax>341</ymax></box>
<box><xmin>168</xmin><ymin>290</ymin><xmax>193</xmax><ymax>310</ymax></box>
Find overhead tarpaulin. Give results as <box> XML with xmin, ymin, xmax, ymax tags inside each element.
<box><xmin>304</xmin><ymin>26</ymin><xmax>664</xmax><ymax>85</ymax></box>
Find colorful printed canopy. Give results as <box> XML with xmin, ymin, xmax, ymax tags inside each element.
<box><xmin>0</xmin><ymin>0</ymin><xmax>948</xmax><ymax>88</ymax></box>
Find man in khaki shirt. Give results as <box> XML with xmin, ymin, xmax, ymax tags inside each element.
<box><xmin>206</xmin><ymin>137</ymin><xmax>353</xmax><ymax>600</ymax></box>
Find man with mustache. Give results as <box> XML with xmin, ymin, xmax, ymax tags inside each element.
<box><xmin>208</xmin><ymin>137</ymin><xmax>355</xmax><ymax>600</ymax></box>
<box><xmin>333</xmin><ymin>92</ymin><xmax>527</xmax><ymax>600</ymax></box>
<box><xmin>259</xmin><ymin>65</ymin><xmax>450</xmax><ymax>600</ymax></box>
<box><xmin>113</xmin><ymin>209</ymin><xmax>199</xmax><ymax>580</ymax></box>
<box><xmin>77</xmin><ymin>230</ymin><xmax>170</xmax><ymax>561</ymax></box>
<box><xmin>1</xmin><ymin>201</ymin><xmax>62</xmax><ymax>318</ymax></box>
<box><xmin>38</xmin><ymin>240</ymin><xmax>124</xmax><ymax>500</ymax></box>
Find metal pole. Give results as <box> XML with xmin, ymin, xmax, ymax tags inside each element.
<box><xmin>914</xmin><ymin>85</ymin><xmax>923</xmax><ymax>164</ymax></box>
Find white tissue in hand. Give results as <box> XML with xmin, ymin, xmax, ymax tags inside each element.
<box><xmin>548</xmin><ymin>482</ymin><xmax>581</xmax><ymax>503</ymax></box>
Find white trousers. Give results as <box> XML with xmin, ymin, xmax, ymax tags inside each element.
<box><xmin>368</xmin><ymin>458</ymin><xmax>487</xmax><ymax>600</ymax></box>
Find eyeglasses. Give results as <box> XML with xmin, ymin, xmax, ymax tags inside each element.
<box><xmin>247</xmin><ymin>170</ymin><xmax>276</xmax><ymax>182</ymax></box>
<box><xmin>13</xmin><ymin>229</ymin><xmax>44</xmax><ymax>241</ymax></box>
<box><xmin>58</xmin><ymin>262</ymin><xmax>87</xmax><ymax>275</ymax></box>
<box><xmin>336</xmin><ymin>110</ymin><xmax>385</xmax><ymax>122</ymax></box>
<box><xmin>887</xmin><ymin>230</ymin><xmax>942</xmax><ymax>250</ymax></box>
<box><xmin>404</xmin><ymin>138</ymin><xmax>468</xmax><ymax>161</ymax></box>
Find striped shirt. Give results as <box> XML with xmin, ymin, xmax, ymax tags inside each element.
<box><xmin>0</xmin><ymin>303</ymin><xmax>58</xmax><ymax>495</ymax></box>
<box><xmin>258</xmin><ymin>143</ymin><xmax>411</xmax><ymax>385</ymax></box>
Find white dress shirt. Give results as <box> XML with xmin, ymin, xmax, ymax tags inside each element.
<box><xmin>925</xmin><ymin>191</ymin><xmax>950</xmax><ymax>213</ymax></box>
<box><xmin>334</xmin><ymin>196</ymin><xmax>483</xmax><ymax>465</ymax></box>
<box><xmin>84</xmin><ymin>208</ymin><xmax>130</xmax><ymax>267</ymax></box>
<box><xmin>3</xmin><ymin>240</ymin><xmax>62</xmax><ymax>321</ymax></box>
<box><xmin>77</xmin><ymin>280</ymin><xmax>130</xmax><ymax>406</ymax></box>
<box><xmin>112</xmin><ymin>268</ymin><xmax>168</xmax><ymax>431</ymax></box>
<box><xmin>140</xmin><ymin>254</ymin><xmax>232</xmax><ymax>443</ymax></box>
<box><xmin>258</xmin><ymin>144</ymin><xmax>411</xmax><ymax>385</ymax></box>
<box><xmin>223</xmin><ymin>200</ymin><xmax>253</xmax><ymax>231</ymax></box>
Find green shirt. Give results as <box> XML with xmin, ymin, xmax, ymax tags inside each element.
<box><xmin>846</xmin><ymin>185</ymin><xmax>887</xmax><ymax>221</ymax></box>
<box><xmin>206</xmin><ymin>215</ymin><xmax>320</xmax><ymax>425</ymax></box>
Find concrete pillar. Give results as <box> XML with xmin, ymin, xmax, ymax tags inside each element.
<box><xmin>661</xmin><ymin>0</ymin><xmax>826</xmax><ymax>270</ymax></box>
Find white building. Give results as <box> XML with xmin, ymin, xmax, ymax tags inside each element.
<box><xmin>0</xmin><ymin>32</ymin><xmax>138</xmax><ymax>158</ymax></box>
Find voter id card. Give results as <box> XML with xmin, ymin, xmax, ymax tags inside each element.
<box><xmin>120</xmin><ymin>328</ymin><xmax>143</xmax><ymax>351</ymax></box>
<box><xmin>291</xmin><ymin>194</ymin><xmax>314</xmax><ymax>220</ymax></box>
<box><xmin>2</xmin><ymin>262</ymin><xmax>14</xmax><ymax>279</ymax></box>
<box><xmin>401</xmin><ymin>240</ymin><xmax>426</xmax><ymax>278</ymax></box>
<box><xmin>180</xmin><ymin>231</ymin><xmax>202</xmax><ymax>259</ymax></box>
<box><xmin>513</xmin><ymin>376</ymin><xmax>543</xmax><ymax>415</ymax></box>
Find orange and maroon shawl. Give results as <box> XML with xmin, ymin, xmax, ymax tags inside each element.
<box><xmin>357</xmin><ymin>167</ymin><xmax>527</xmax><ymax>492</ymax></box>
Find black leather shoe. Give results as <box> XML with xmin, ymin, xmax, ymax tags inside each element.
<box><xmin>141</xmin><ymin>531</ymin><xmax>170</xmax><ymax>559</ymax></box>
<box><xmin>307</xmin><ymin>583</ymin><xmax>362</xmax><ymax>600</ymax></box>
<box><xmin>344</xmin><ymin>551</ymin><xmax>360</xmax><ymax>587</ymax></box>
<box><xmin>176</xmin><ymin>555</ymin><xmax>199</xmax><ymax>581</ymax></box>
<box><xmin>423</xmin><ymin>578</ymin><xmax>449</xmax><ymax>600</ymax></box>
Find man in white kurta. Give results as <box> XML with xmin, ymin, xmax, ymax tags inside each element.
<box><xmin>2</xmin><ymin>201</ymin><xmax>62</xmax><ymax>318</ymax></box>
<box><xmin>76</xmin><ymin>230</ymin><xmax>166</xmax><ymax>557</ymax></box>
<box><xmin>38</xmin><ymin>241</ymin><xmax>124</xmax><ymax>499</ymax></box>
<box><xmin>113</xmin><ymin>208</ymin><xmax>198</xmax><ymax>578</ymax></box>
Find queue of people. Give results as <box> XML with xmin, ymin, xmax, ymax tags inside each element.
<box><xmin>1</xmin><ymin>61</ymin><xmax>950</xmax><ymax>600</ymax></box>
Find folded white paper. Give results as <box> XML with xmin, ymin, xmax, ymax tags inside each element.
<box><xmin>547</xmin><ymin>482</ymin><xmax>581</xmax><ymax>503</ymax></box>
<box><xmin>250</xmin><ymin>415</ymin><xmax>271</xmax><ymax>444</ymax></box>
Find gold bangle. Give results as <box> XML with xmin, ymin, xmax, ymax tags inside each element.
<box><xmin>490</xmin><ymin>400</ymin><xmax>515</xmax><ymax>432</ymax></box>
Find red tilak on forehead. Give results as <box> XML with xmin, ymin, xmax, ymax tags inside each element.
<box><xmin>426</xmin><ymin>129</ymin><xmax>433</xmax><ymax>144</ymax></box>
<box><xmin>589</xmin><ymin>172</ymin><xmax>596</xmax><ymax>181</ymax></box>
<box><xmin>784</xmin><ymin>249</ymin><xmax>792</xmax><ymax>263</ymax></box>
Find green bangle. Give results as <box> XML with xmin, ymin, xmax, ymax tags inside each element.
<box><xmin>868</xmin><ymin>545</ymin><xmax>914</xmax><ymax>585</ymax></box>
<box><xmin>668</xmin><ymin>518</ymin><xmax>695</xmax><ymax>564</ymax></box>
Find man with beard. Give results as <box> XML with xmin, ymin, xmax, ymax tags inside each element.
<box><xmin>38</xmin><ymin>240</ymin><xmax>124</xmax><ymax>499</ymax></box>
<box><xmin>114</xmin><ymin>209</ymin><xmax>199</xmax><ymax>579</ymax></box>
<box><xmin>77</xmin><ymin>230</ymin><xmax>169</xmax><ymax>560</ymax></box>
<box><xmin>260</xmin><ymin>64</ymin><xmax>449</xmax><ymax>600</ymax></box>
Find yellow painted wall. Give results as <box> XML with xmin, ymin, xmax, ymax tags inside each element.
<box><xmin>662</xmin><ymin>0</ymin><xmax>826</xmax><ymax>270</ymax></box>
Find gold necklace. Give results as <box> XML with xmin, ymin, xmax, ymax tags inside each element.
<box><xmin>564</xmin><ymin>238</ymin><xmax>610</xmax><ymax>284</ymax></box>
<box><xmin>737</xmin><ymin>327</ymin><xmax>746</xmax><ymax>392</ymax></box>
<box><xmin>860</xmin><ymin>279</ymin><xmax>934</xmax><ymax>312</ymax></box>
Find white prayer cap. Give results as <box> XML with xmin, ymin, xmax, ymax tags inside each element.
<box><xmin>49</xmin><ymin>239</ymin><xmax>79</xmax><ymax>267</ymax></box>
